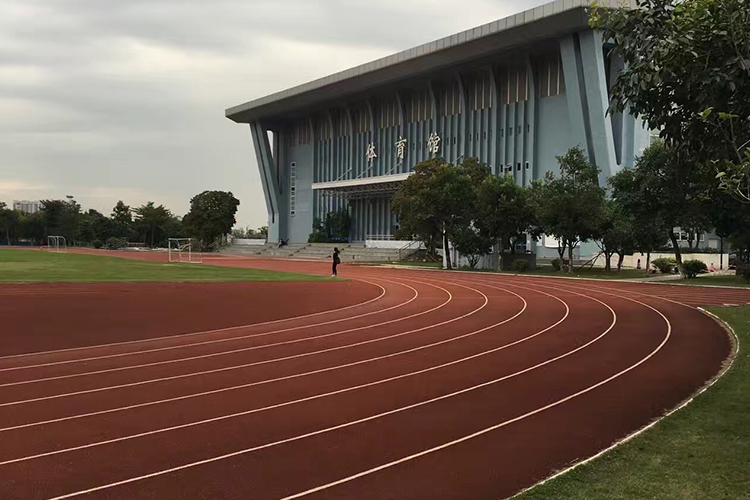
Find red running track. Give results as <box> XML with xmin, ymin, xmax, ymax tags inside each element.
<box><xmin>0</xmin><ymin>251</ymin><xmax>743</xmax><ymax>500</ymax></box>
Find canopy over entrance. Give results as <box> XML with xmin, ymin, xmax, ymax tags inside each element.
<box><xmin>312</xmin><ymin>173</ymin><xmax>411</xmax><ymax>200</ymax></box>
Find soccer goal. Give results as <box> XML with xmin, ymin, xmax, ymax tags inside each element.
<box><xmin>47</xmin><ymin>236</ymin><xmax>67</xmax><ymax>253</ymax></box>
<box><xmin>168</xmin><ymin>238</ymin><xmax>202</xmax><ymax>263</ymax></box>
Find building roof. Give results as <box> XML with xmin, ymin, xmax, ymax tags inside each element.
<box><xmin>226</xmin><ymin>0</ymin><xmax>633</xmax><ymax>123</ymax></box>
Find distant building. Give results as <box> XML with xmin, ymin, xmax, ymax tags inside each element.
<box><xmin>13</xmin><ymin>200</ymin><xmax>41</xmax><ymax>214</ymax></box>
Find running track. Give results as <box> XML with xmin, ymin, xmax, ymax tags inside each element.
<box><xmin>1</xmin><ymin>251</ymin><xmax>746</xmax><ymax>500</ymax></box>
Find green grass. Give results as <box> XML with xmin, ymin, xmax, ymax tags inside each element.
<box><xmin>396</xmin><ymin>261</ymin><xmax>443</xmax><ymax>268</ymax></box>
<box><xmin>516</xmin><ymin>305</ymin><xmax>749</xmax><ymax>500</ymax></box>
<box><xmin>505</xmin><ymin>266</ymin><xmax>650</xmax><ymax>280</ymax></box>
<box><xmin>682</xmin><ymin>274</ymin><xmax>750</xmax><ymax>288</ymax></box>
<box><xmin>0</xmin><ymin>249</ymin><xmax>331</xmax><ymax>283</ymax></box>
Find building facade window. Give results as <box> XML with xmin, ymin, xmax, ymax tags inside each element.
<box><xmin>468</xmin><ymin>72</ymin><xmax>494</xmax><ymax>111</ymax></box>
<box><xmin>289</xmin><ymin>162</ymin><xmax>297</xmax><ymax>217</ymax></box>
<box><xmin>378</xmin><ymin>100</ymin><xmax>399</xmax><ymax>128</ymax></box>
<box><xmin>538</xmin><ymin>53</ymin><xmax>566</xmax><ymax>98</ymax></box>
<box><xmin>438</xmin><ymin>81</ymin><xmax>461</xmax><ymax>117</ymax></box>
<box><xmin>500</xmin><ymin>66</ymin><xmax>528</xmax><ymax>105</ymax></box>
<box><xmin>407</xmin><ymin>89</ymin><xmax>432</xmax><ymax>123</ymax></box>
<box><xmin>352</xmin><ymin>108</ymin><xmax>371</xmax><ymax>134</ymax></box>
<box><xmin>334</xmin><ymin>109</ymin><xmax>350</xmax><ymax>137</ymax></box>
<box><xmin>316</xmin><ymin>116</ymin><xmax>331</xmax><ymax>141</ymax></box>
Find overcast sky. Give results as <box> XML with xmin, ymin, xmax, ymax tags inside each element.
<box><xmin>0</xmin><ymin>0</ymin><xmax>549</xmax><ymax>228</ymax></box>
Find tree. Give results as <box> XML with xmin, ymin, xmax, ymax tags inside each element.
<box><xmin>450</xmin><ymin>224</ymin><xmax>493</xmax><ymax>269</ymax></box>
<box><xmin>0</xmin><ymin>202</ymin><xmax>20</xmax><ymax>245</ymax></box>
<box><xmin>591</xmin><ymin>0</ymin><xmax>750</xmax><ymax>195</ymax></box>
<box><xmin>609</xmin><ymin>140</ymin><xmax>714</xmax><ymax>277</ymax></box>
<box><xmin>309</xmin><ymin>209</ymin><xmax>351</xmax><ymax>243</ymax></box>
<box><xmin>19</xmin><ymin>212</ymin><xmax>45</xmax><ymax>244</ymax></box>
<box><xmin>531</xmin><ymin>147</ymin><xmax>606</xmax><ymax>273</ymax></box>
<box><xmin>476</xmin><ymin>174</ymin><xmax>535</xmax><ymax>268</ymax></box>
<box><xmin>40</xmin><ymin>199</ymin><xmax>81</xmax><ymax>244</ymax></box>
<box><xmin>597</xmin><ymin>199</ymin><xmax>630</xmax><ymax>272</ymax></box>
<box><xmin>393</xmin><ymin>158</ymin><xmax>475</xmax><ymax>269</ymax></box>
<box><xmin>110</xmin><ymin>201</ymin><xmax>133</xmax><ymax>238</ymax></box>
<box><xmin>711</xmin><ymin>184</ymin><xmax>750</xmax><ymax>264</ymax></box>
<box><xmin>133</xmin><ymin>202</ymin><xmax>174</xmax><ymax>248</ymax></box>
<box><xmin>77</xmin><ymin>209</ymin><xmax>112</xmax><ymax>245</ymax></box>
<box><xmin>182</xmin><ymin>190</ymin><xmax>241</xmax><ymax>250</ymax></box>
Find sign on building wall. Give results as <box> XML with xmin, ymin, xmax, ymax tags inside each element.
<box><xmin>427</xmin><ymin>132</ymin><xmax>441</xmax><ymax>154</ymax></box>
<box><xmin>366</xmin><ymin>143</ymin><xmax>377</xmax><ymax>165</ymax></box>
<box><xmin>395</xmin><ymin>136</ymin><xmax>407</xmax><ymax>165</ymax></box>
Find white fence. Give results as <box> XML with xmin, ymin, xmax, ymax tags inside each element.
<box><xmin>233</xmin><ymin>239</ymin><xmax>267</xmax><ymax>246</ymax></box>
<box><xmin>596</xmin><ymin>252</ymin><xmax>731</xmax><ymax>270</ymax></box>
<box><xmin>365</xmin><ymin>239</ymin><xmax>413</xmax><ymax>249</ymax></box>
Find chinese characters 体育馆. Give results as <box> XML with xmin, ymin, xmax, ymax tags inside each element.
<box><xmin>395</xmin><ymin>136</ymin><xmax>407</xmax><ymax>165</ymax></box>
<box><xmin>427</xmin><ymin>132</ymin><xmax>441</xmax><ymax>155</ymax></box>
<box><xmin>366</xmin><ymin>142</ymin><xmax>377</xmax><ymax>166</ymax></box>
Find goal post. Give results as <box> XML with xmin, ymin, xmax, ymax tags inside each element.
<box><xmin>47</xmin><ymin>236</ymin><xmax>67</xmax><ymax>252</ymax></box>
<box><xmin>168</xmin><ymin>238</ymin><xmax>202</xmax><ymax>263</ymax></box>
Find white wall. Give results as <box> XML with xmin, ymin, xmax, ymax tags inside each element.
<box><xmin>233</xmin><ymin>239</ymin><xmax>267</xmax><ymax>246</ymax></box>
<box><xmin>596</xmin><ymin>252</ymin><xmax>730</xmax><ymax>270</ymax></box>
<box><xmin>365</xmin><ymin>240</ymin><xmax>413</xmax><ymax>249</ymax></box>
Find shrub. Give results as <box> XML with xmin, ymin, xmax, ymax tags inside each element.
<box><xmin>651</xmin><ymin>257</ymin><xmax>677</xmax><ymax>274</ymax></box>
<box><xmin>105</xmin><ymin>237</ymin><xmax>126</xmax><ymax>250</ymax></box>
<box><xmin>308</xmin><ymin>232</ymin><xmax>330</xmax><ymax>243</ymax></box>
<box><xmin>512</xmin><ymin>259</ymin><xmax>530</xmax><ymax>273</ymax></box>
<box><xmin>92</xmin><ymin>239</ymin><xmax>103</xmax><ymax>249</ymax></box>
<box><xmin>682</xmin><ymin>259</ymin><xmax>708</xmax><ymax>279</ymax></box>
<box><xmin>551</xmin><ymin>258</ymin><xmax>562</xmax><ymax>272</ymax></box>
<box><xmin>737</xmin><ymin>264</ymin><xmax>750</xmax><ymax>283</ymax></box>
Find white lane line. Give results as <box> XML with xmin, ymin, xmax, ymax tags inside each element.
<box><xmin>0</xmin><ymin>278</ymin><xmax>388</xmax><ymax>364</ymax></box>
<box><xmin>0</xmin><ymin>279</ymin><xmax>424</xmax><ymax>386</ymax></box>
<box><xmin>277</xmin><ymin>290</ymin><xmax>670</xmax><ymax>500</ymax></box>
<box><xmin>0</xmin><ymin>277</ymin><xmax>395</xmax><ymax>372</ymax></box>
<box><xmin>0</xmin><ymin>284</ymin><xmax>531</xmax><ymax>464</ymax></box>
<box><xmin>39</xmin><ymin>283</ymin><xmax>616</xmax><ymax>500</ymax></box>
<box><xmin>1</xmin><ymin>281</ymin><xmax>529</xmax><ymax>432</ymax></box>
<box><xmin>0</xmin><ymin>279</ymin><xmax>464</xmax><ymax>407</ymax></box>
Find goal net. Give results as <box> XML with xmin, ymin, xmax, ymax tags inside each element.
<box><xmin>47</xmin><ymin>236</ymin><xmax>67</xmax><ymax>253</ymax></box>
<box><xmin>168</xmin><ymin>238</ymin><xmax>202</xmax><ymax>263</ymax></box>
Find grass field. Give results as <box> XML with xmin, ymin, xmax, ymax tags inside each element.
<box><xmin>0</xmin><ymin>249</ymin><xmax>331</xmax><ymax>283</ymax></box>
<box><xmin>686</xmin><ymin>274</ymin><xmax>750</xmax><ymax>288</ymax></box>
<box><xmin>516</xmin><ymin>305</ymin><xmax>749</xmax><ymax>500</ymax></box>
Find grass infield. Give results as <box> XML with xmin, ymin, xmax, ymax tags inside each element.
<box><xmin>0</xmin><ymin>249</ymin><xmax>332</xmax><ymax>283</ymax></box>
<box><xmin>516</xmin><ymin>305</ymin><xmax>749</xmax><ymax>500</ymax></box>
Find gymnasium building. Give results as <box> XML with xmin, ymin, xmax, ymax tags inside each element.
<box><xmin>226</xmin><ymin>0</ymin><xmax>649</xmax><ymax>255</ymax></box>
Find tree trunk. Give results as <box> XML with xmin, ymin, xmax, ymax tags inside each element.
<box><xmin>568</xmin><ymin>243</ymin><xmax>574</xmax><ymax>274</ymax></box>
<box><xmin>616</xmin><ymin>252</ymin><xmax>625</xmax><ymax>273</ymax></box>
<box><xmin>443</xmin><ymin>228</ymin><xmax>452</xmax><ymax>270</ymax></box>
<box><xmin>604</xmin><ymin>251</ymin><xmax>612</xmax><ymax>272</ymax></box>
<box><xmin>646</xmin><ymin>252</ymin><xmax>651</xmax><ymax>274</ymax></box>
<box><xmin>669</xmin><ymin>228</ymin><xmax>685</xmax><ymax>277</ymax></box>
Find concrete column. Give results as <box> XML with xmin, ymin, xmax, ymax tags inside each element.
<box><xmin>250</xmin><ymin>121</ymin><xmax>281</xmax><ymax>243</ymax></box>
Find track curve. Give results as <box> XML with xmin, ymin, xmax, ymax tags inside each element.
<box><xmin>0</xmin><ymin>253</ymin><xmax>736</xmax><ymax>500</ymax></box>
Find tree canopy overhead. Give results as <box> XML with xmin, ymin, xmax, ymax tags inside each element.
<box><xmin>591</xmin><ymin>0</ymin><xmax>750</xmax><ymax>199</ymax></box>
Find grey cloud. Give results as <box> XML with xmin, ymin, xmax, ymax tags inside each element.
<box><xmin>0</xmin><ymin>0</ymin><xmax>548</xmax><ymax>227</ymax></box>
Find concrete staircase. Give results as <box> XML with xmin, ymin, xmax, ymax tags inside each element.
<box><xmin>223</xmin><ymin>242</ymin><xmax>403</xmax><ymax>262</ymax></box>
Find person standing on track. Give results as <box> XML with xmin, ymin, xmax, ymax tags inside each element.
<box><xmin>332</xmin><ymin>247</ymin><xmax>340</xmax><ymax>277</ymax></box>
